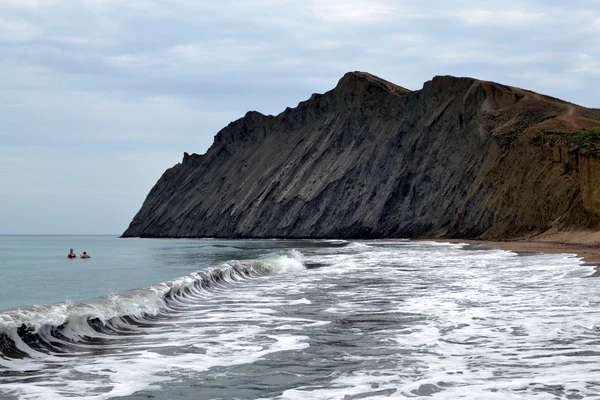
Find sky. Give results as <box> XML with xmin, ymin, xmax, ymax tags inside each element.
<box><xmin>1</xmin><ymin>0</ymin><xmax>599</xmax><ymax>235</ymax></box>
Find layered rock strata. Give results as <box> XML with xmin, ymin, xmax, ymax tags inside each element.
<box><xmin>123</xmin><ymin>72</ymin><xmax>600</xmax><ymax>239</ymax></box>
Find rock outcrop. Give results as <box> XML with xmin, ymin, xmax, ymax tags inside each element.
<box><xmin>122</xmin><ymin>72</ymin><xmax>600</xmax><ymax>239</ymax></box>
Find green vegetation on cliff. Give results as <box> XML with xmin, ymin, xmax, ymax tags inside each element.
<box><xmin>585</xmin><ymin>113</ymin><xmax>600</xmax><ymax>121</ymax></box>
<box><xmin>543</xmin><ymin>127</ymin><xmax>600</xmax><ymax>157</ymax></box>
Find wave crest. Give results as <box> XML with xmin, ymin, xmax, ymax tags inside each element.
<box><xmin>0</xmin><ymin>251</ymin><xmax>306</xmax><ymax>363</ymax></box>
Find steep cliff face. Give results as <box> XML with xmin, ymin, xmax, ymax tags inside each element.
<box><xmin>122</xmin><ymin>72</ymin><xmax>600</xmax><ymax>239</ymax></box>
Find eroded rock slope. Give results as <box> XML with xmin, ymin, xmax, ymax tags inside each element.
<box><xmin>123</xmin><ymin>72</ymin><xmax>600</xmax><ymax>239</ymax></box>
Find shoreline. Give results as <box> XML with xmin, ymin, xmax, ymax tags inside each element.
<box><xmin>427</xmin><ymin>230</ymin><xmax>600</xmax><ymax>265</ymax></box>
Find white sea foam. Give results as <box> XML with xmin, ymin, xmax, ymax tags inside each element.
<box><xmin>276</xmin><ymin>241</ymin><xmax>599</xmax><ymax>399</ymax></box>
<box><xmin>2</xmin><ymin>240</ymin><xmax>598</xmax><ymax>400</ymax></box>
<box><xmin>259</xmin><ymin>249</ymin><xmax>306</xmax><ymax>274</ymax></box>
<box><xmin>288</xmin><ymin>298</ymin><xmax>311</xmax><ymax>305</ymax></box>
<box><xmin>345</xmin><ymin>242</ymin><xmax>372</xmax><ymax>250</ymax></box>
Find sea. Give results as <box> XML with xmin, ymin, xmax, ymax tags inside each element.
<box><xmin>1</xmin><ymin>235</ymin><xmax>599</xmax><ymax>400</ymax></box>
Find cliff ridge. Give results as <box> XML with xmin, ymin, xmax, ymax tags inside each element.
<box><xmin>123</xmin><ymin>72</ymin><xmax>600</xmax><ymax>239</ymax></box>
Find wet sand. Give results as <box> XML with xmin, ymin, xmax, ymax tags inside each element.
<box><xmin>428</xmin><ymin>230</ymin><xmax>600</xmax><ymax>264</ymax></box>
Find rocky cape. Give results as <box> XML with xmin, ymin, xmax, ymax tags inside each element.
<box><xmin>122</xmin><ymin>72</ymin><xmax>600</xmax><ymax>239</ymax></box>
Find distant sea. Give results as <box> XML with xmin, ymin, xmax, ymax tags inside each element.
<box><xmin>1</xmin><ymin>235</ymin><xmax>599</xmax><ymax>399</ymax></box>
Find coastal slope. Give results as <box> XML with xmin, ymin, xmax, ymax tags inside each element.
<box><xmin>122</xmin><ymin>72</ymin><xmax>600</xmax><ymax>239</ymax></box>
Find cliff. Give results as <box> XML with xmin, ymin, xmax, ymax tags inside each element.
<box><xmin>122</xmin><ymin>72</ymin><xmax>600</xmax><ymax>239</ymax></box>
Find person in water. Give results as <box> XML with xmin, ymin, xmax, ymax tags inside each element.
<box><xmin>67</xmin><ymin>248</ymin><xmax>76</xmax><ymax>259</ymax></box>
<box><xmin>80</xmin><ymin>252</ymin><xmax>90</xmax><ymax>259</ymax></box>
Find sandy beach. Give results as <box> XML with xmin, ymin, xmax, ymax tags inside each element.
<box><xmin>433</xmin><ymin>230</ymin><xmax>600</xmax><ymax>265</ymax></box>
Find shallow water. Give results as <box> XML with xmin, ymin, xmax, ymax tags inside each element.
<box><xmin>0</xmin><ymin>236</ymin><xmax>599</xmax><ymax>399</ymax></box>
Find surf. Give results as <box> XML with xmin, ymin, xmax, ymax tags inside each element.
<box><xmin>0</xmin><ymin>250</ymin><xmax>306</xmax><ymax>367</ymax></box>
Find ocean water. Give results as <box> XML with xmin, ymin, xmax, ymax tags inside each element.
<box><xmin>1</xmin><ymin>236</ymin><xmax>599</xmax><ymax>399</ymax></box>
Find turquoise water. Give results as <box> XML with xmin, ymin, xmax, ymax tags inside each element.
<box><xmin>2</xmin><ymin>236</ymin><xmax>600</xmax><ymax>399</ymax></box>
<box><xmin>0</xmin><ymin>235</ymin><xmax>256</xmax><ymax>311</ymax></box>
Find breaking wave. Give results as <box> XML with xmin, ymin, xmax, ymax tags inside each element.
<box><xmin>0</xmin><ymin>251</ymin><xmax>306</xmax><ymax>366</ymax></box>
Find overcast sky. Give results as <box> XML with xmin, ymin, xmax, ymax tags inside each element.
<box><xmin>1</xmin><ymin>0</ymin><xmax>599</xmax><ymax>235</ymax></box>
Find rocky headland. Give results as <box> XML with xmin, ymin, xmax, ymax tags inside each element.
<box><xmin>122</xmin><ymin>72</ymin><xmax>600</xmax><ymax>241</ymax></box>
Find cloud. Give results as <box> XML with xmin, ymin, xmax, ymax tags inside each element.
<box><xmin>2</xmin><ymin>0</ymin><xmax>600</xmax><ymax>234</ymax></box>
<box><xmin>0</xmin><ymin>85</ymin><xmax>239</xmax><ymax>154</ymax></box>
<box><xmin>456</xmin><ymin>8</ymin><xmax>546</xmax><ymax>25</ymax></box>
<box><xmin>0</xmin><ymin>145</ymin><xmax>182</xmax><ymax>234</ymax></box>
<box><xmin>1</xmin><ymin>0</ymin><xmax>62</xmax><ymax>8</ymax></box>
<box><xmin>309</xmin><ymin>0</ymin><xmax>394</xmax><ymax>23</ymax></box>
<box><xmin>0</xmin><ymin>16</ymin><xmax>41</xmax><ymax>42</ymax></box>
<box><xmin>570</xmin><ymin>53</ymin><xmax>600</xmax><ymax>78</ymax></box>
<box><xmin>509</xmin><ymin>70</ymin><xmax>584</xmax><ymax>92</ymax></box>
